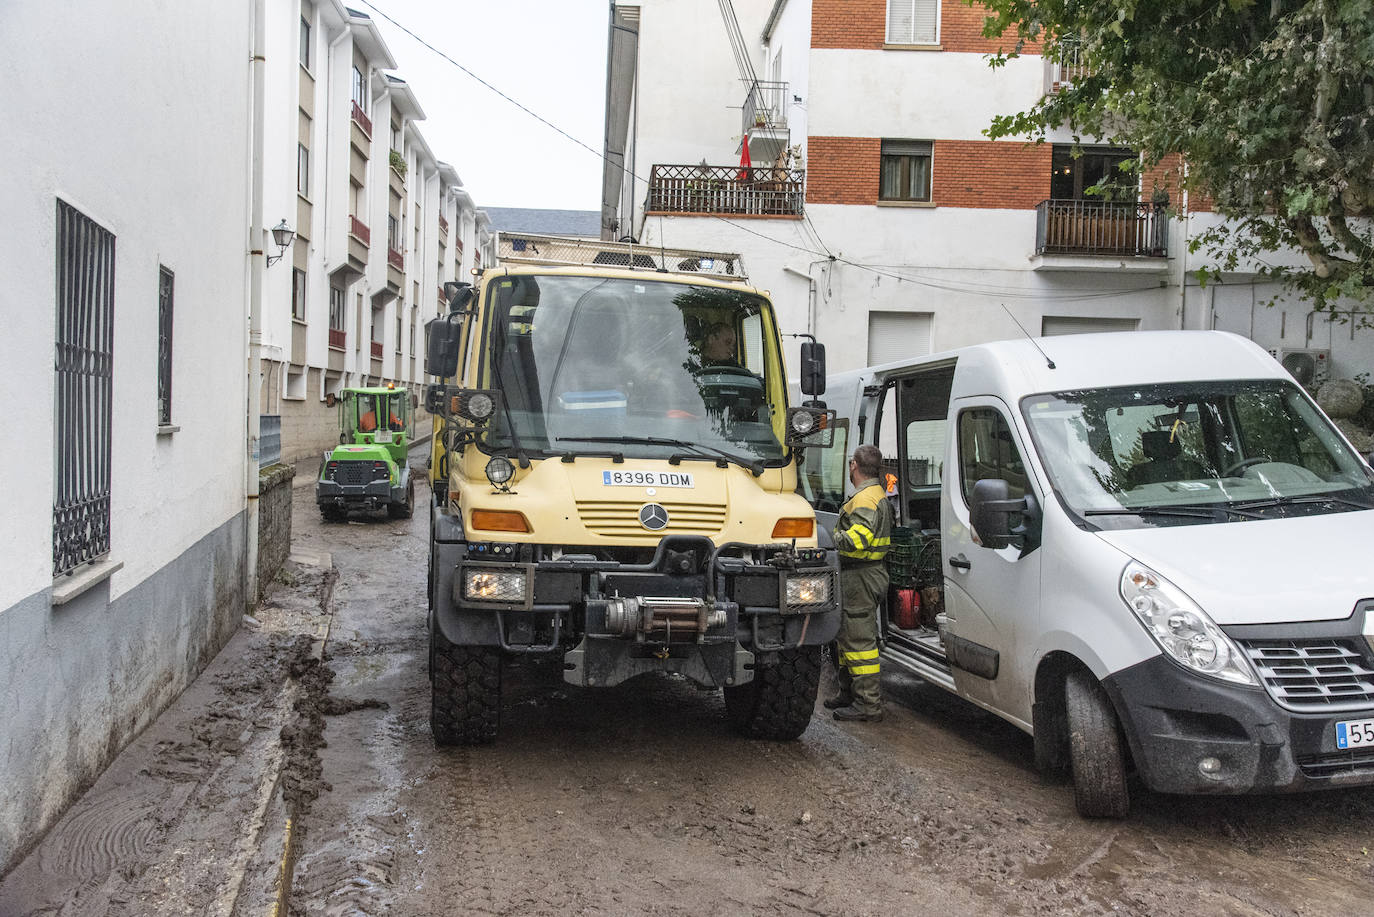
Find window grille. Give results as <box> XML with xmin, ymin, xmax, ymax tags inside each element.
<box><xmin>54</xmin><ymin>200</ymin><xmax>115</xmax><ymax>577</ymax></box>
<box><xmin>158</xmin><ymin>266</ymin><xmax>173</xmax><ymax>425</ymax></box>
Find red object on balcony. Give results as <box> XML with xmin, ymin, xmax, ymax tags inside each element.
<box><xmin>388</xmin><ymin>247</ymin><xmax>404</xmax><ymax>270</ymax></box>
<box><xmin>328</xmin><ymin>329</ymin><xmax>346</xmax><ymax>349</ymax></box>
<box><xmin>350</xmin><ymin>101</ymin><xmax>372</xmax><ymax>136</ymax></box>
<box><xmin>370</xmin><ymin>341</ymin><xmax>383</xmax><ymax>358</ymax></box>
<box><xmin>350</xmin><ymin>216</ymin><xmax>370</xmax><ymax>244</ymax></box>
<box><xmin>439</xmin><ymin>215</ymin><xmax>449</xmax><ymax>233</ymax></box>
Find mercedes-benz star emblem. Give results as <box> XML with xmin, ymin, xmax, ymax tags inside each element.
<box><xmin>638</xmin><ymin>503</ymin><xmax>669</xmax><ymax>531</ymax></box>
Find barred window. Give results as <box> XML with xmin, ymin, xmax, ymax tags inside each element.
<box><xmin>292</xmin><ymin>268</ymin><xmax>306</xmax><ymax>321</ymax></box>
<box><xmin>880</xmin><ymin>140</ymin><xmax>933</xmax><ymax>202</ymax></box>
<box><xmin>54</xmin><ymin>200</ymin><xmax>115</xmax><ymax>576</ymax></box>
<box><xmin>887</xmin><ymin>0</ymin><xmax>939</xmax><ymax>44</ymax></box>
<box><xmin>158</xmin><ymin>266</ymin><xmax>174</xmax><ymax>425</ymax></box>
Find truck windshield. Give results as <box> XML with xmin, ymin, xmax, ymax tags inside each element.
<box><xmin>476</xmin><ymin>274</ymin><xmax>787</xmax><ymax>462</ymax></box>
<box><xmin>1022</xmin><ymin>380</ymin><xmax>1374</xmax><ymax>528</ymax></box>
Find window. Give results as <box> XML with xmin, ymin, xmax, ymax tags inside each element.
<box><xmin>388</xmin><ymin>214</ymin><xmax>399</xmax><ymax>251</ymax></box>
<box><xmin>395</xmin><ymin>313</ymin><xmax>402</xmax><ymax>351</ymax></box>
<box><xmin>158</xmin><ymin>266</ymin><xmax>174</xmax><ymax>425</ymax></box>
<box><xmin>329</xmin><ymin>286</ymin><xmax>346</xmax><ymax>331</ymax></box>
<box><xmin>959</xmin><ymin>408</ymin><xmax>1028</xmax><ymax>504</ymax></box>
<box><xmin>299</xmin><ymin>15</ymin><xmax>311</xmax><ymax>69</ymax></box>
<box><xmin>1051</xmin><ymin>146</ymin><xmax>1137</xmax><ymax>201</ymax></box>
<box><xmin>351</xmin><ymin>65</ymin><xmax>366</xmax><ymax>110</ymax></box>
<box><xmin>292</xmin><ymin>268</ymin><xmax>306</xmax><ymax>321</ymax></box>
<box><xmin>54</xmin><ymin>200</ymin><xmax>115</xmax><ymax>576</ymax></box>
<box><xmin>868</xmin><ymin>311</ymin><xmax>932</xmax><ymax>364</ymax></box>
<box><xmin>297</xmin><ymin>142</ymin><xmax>309</xmax><ymax>196</ymax></box>
<box><xmin>886</xmin><ymin>0</ymin><xmax>938</xmax><ymax>44</ymax></box>
<box><xmin>880</xmin><ymin>140</ymin><xmax>932</xmax><ymax>202</ymax></box>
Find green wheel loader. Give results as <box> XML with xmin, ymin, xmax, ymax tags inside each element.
<box><xmin>316</xmin><ymin>386</ymin><xmax>416</xmax><ymax>520</ymax></box>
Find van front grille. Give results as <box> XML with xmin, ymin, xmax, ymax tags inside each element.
<box><xmin>1296</xmin><ymin>748</ymin><xmax>1374</xmax><ymax>779</ymax></box>
<box><xmin>576</xmin><ymin>500</ymin><xmax>726</xmax><ymax>540</ymax></box>
<box><xmin>1239</xmin><ymin>639</ymin><xmax>1374</xmax><ymax>712</ymax></box>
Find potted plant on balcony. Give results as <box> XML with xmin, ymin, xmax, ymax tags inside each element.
<box><xmin>389</xmin><ymin>149</ymin><xmax>407</xmax><ymax>178</ymax></box>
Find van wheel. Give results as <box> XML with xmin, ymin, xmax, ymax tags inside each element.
<box><xmin>723</xmin><ymin>646</ymin><xmax>821</xmax><ymax>740</ymax></box>
<box><xmin>430</xmin><ymin>626</ymin><xmax>501</xmax><ymax>746</ymax></box>
<box><xmin>1064</xmin><ymin>669</ymin><xmax>1129</xmax><ymax>818</ymax></box>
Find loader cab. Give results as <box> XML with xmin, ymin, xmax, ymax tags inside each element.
<box><xmin>341</xmin><ymin>387</ymin><xmax>411</xmax><ymax>462</ymax></box>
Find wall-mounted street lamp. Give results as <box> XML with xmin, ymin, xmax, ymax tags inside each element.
<box><xmin>266</xmin><ymin>219</ymin><xmax>296</xmax><ymax>266</ymax></box>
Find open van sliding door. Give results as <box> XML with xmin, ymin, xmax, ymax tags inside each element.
<box><xmin>941</xmin><ymin>396</ymin><xmax>1042</xmax><ymax>725</ymax></box>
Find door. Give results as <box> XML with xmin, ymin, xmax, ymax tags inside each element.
<box><xmin>941</xmin><ymin>397</ymin><xmax>1042</xmax><ymax>719</ymax></box>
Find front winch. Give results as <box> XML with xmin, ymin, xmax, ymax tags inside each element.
<box><xmin>599</xmin><ymin>596</ymin><xmax>730</xmax><ymax>641</ymax></box>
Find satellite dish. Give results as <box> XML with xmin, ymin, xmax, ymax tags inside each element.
<box><xmin>1280</xmin><ymin>352</ymin><xmax>1317</xmax><ymax>387</ymax></box>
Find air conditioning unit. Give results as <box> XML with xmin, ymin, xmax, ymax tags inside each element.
<box><xmin>1268</xmin><ymin>347</ymin><xmax>1331</xmax><ymax>389</ymax></box>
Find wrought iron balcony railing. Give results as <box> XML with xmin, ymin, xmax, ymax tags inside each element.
<box><xmin>1035</xmin><ymin>200</ymin><xmax>1168</xmax><ymax>258</ymax></box>
<box><xmin>742</xmin><ymin>80</ymin><xmax>788</xmax><ymax>134</ymax></box>
<box><xmin>1044</xmin><ymin>38</ymin><xmax>1090</xmax><ymax>94</ymax></box>
<box><xmin>647</xmin><ymin>164</ymin><xmax>804</xmax><ymax>217</ymax></box>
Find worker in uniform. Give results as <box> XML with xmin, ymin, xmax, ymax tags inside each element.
<box><xmin>826</xmin><ymin>443</ymin><xmax>893</xmax><ymax>722</ymax></box>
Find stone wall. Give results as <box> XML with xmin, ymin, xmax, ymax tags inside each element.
<box><xmin>257</xmin><ymin>463</ymin><xmax>295</xmax><ymax>601</ymax></box>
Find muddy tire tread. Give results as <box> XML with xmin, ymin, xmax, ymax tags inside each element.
<box><xmin>430</xmin><ymin>629</ymin><xmax>500</xmax><ymax>746</ymax></box>
<box><xmin>723</xmin><ymin>646</ymin><xmax>821</xmax><ymax>741</ymax></box>
<box><xmin>1064</xmin><ymin>669</ymin><xmax>1129</xmax><ymax>818</ymax></box>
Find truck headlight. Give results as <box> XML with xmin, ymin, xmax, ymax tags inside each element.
<box><xmin>1120</xmin><ymin>561</ymin><xmax>1256</xmax><ymax>686</ymax></box>
<box><xmin>786</xmin><ymin>574</ymin><xmax>831</xmax><ymax>607</ymax></box>
<box><xmin>463</xmin><ymin>568</ymin><xmax>527</xmax><ymax>603</ymax></box>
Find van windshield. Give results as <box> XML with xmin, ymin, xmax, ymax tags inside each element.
<box><xmin>1022</xmin><ymin>380</ymin><xmax>1374</xmax><ymax>528</ymax></box>
<box><xmin>476</xmin><ymin>274</ymin><xmax>787</xmax><ymax>462</ymax></box>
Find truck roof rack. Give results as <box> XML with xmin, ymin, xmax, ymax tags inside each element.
<box><xmin>496</xmin><ymin>232</ymin><xmax>749</xmax><ymax>282</ymax></box>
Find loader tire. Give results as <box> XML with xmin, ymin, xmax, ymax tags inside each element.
<box><xmin>1065</xmin><ymin>669</ymin><xmax>1130</xmax><ymax>818</ymax></box>
<box><xmin>724</xmin><ymin>645</ymin><xmax>821</xmax><ymax>741</ymax></box>
<box><xmin>388</xmin><ymin>479</ymin><xmax>415</xmax><ymax>519</ymax></box>
<box><xmin>430</xmin><ymin>626</ymin><xmax>501</xmax><ymax>746</ymax></box>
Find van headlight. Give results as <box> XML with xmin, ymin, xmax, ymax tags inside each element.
<box><xmin>1120</xmin><ymin>561</ymin><xmax>1257</xmax><ymax>686</ymax></box>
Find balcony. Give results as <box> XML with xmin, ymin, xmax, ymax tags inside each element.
<box><xmin>350</xmin><ymin>100</ymin><xmax>372</xmax><ymax>137</ymax></box>
<box><xmin>741</xmin><ymin>80</ymin><xmax>789</xmax><ymax>165</ymax></box>
<box><xmin>439</xmin><ymin>214</ymin><xmax>449</xmax><ymax>234</ymax></box>
<box><xmin>1044</xmin><ymin>39</ymin><xmax>1089</xmax><ymax>94</ymax></box>
<box><xmin>647</xmin><ymin>164</ymin><xmax>803</xmax><ymax>217</ymax></box>
<box><xmin>1033</xmin><ymin>200</ymin><xmax>1169</xmax><ymax>272</ymax></box>
<box><xmin>349</xmin><ymin>216</ymin><xmax>370</xmax><ymax>245</ymax></box>
<box><xmin>387</xmin><ymin>247</ymin><xmax>404</xmax><ymax>270</ymax></box>
<box><xmin>328</xmin><ymin>328</ymin><xmax>346</xmax><ymax>350</ymax></box>
<box><xmin>371</xmin><ymin>340</ymin><xmax>383</xmax><ymax>358</ymax></box>
<box><xmin>438</xmin><ymin>285</ymin><xmax>448</xmax><ymax>309</ymax></box>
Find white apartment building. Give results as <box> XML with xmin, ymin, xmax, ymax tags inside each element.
<box><xmin>262</xmin><ymin>3</ymin><xmax>498</xmax><ymax>468</ymax></box>
<box><xmin>602</xmin><ymin>0</ymin><xmax>1373</xmax><ymax>379</ymax></box>
<box><xmin>0</xmin><ymin>1</ymin><xmax>254</xmax><ymax>873</ymax></box>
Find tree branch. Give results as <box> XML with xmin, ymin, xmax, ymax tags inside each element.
<box><xmin>1286</xmin><ymin>215</ymin><xmax>1337</xmax><ymax>277</ymax></box>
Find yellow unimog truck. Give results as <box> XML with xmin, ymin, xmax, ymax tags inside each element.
<box><xmin>423</xmin><ymin>236</ymin><xmax>839</xmax><ymax>744</ymax></box>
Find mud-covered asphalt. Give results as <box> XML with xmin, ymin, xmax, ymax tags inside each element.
<box><xmin>4</xmin><ymin>469</ymin><xmax>1373</xmax><ymax>916</ymax></box>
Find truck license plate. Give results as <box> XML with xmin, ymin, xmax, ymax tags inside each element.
<box><xmin>1335</xmin><ymin>717</ymin><xmax>1374</xmax><ymax>749</ymax></box>
<box><xmin>602</xmin><ymin>470</ymin><xmax>694</xmax><ymax>488</ymax></box>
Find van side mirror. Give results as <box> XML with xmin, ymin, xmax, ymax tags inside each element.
<box><xmin>800</xmin><ymin>341</ymin><xmax>826</xmax><ymax>396</ymax></box>
<box><xmin>425</xmin><ymin>314</ymin><xmax>462</xmax><ymax>378</ymax></box>
<box><xmin>969</xmin><ymin>479</ymin><xmax>1026</xmax><ymax>551</ymax></box>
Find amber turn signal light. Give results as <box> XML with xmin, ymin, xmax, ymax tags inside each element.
<box><xmin>771</xmin><ymin>517</ymin><xmax>814</xmax><ymax>538</ymax></box>
<box><xmin>470</xmin><ymin>510</ymin><xmax>531</xmax><ymax>533</ymax></box>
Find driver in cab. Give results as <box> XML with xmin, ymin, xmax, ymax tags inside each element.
<box><xmin>700</xmin><ymin>322</ymin><xmax>742</xmax><ymax>367</ymax></box>
<box><xmin>358</xmin><ymin>396</ymin><xmax>400</xmax><ymax>434</ymax></box>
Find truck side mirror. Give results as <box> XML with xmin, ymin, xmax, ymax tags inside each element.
<box><xmin>969</xmin><ymin>479</ymin><xmax>1025</xmax><ymax>551</ymax></box>
<box><xmin>800</xmin><ymin>341</ymin><xmax>826</xmax><ymax>397</ymax></box>
<box><xmin>444</xmin><ymin>281</ymin><xmax>474</xmax><ymax>313</ymax></box>
<box><xmin>425</xmin><ymin>314</ymin><xmax>462</xmax><ymax>379</ymax></box>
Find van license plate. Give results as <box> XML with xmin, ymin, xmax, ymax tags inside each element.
<box><xmin>602</xmin><ymin>470</ymin><xmax>694</xmax><ymax>488</ymax></box>
<box><xmin>1335</xmin><ymin>718</ymin><xmax>1374</xmax><ymax>749</ymax></box>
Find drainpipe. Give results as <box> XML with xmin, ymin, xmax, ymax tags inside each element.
<box><xmin>1177</xmin><ymin>161</ymin><xmax>1190</xmax><ymax>330</ymax></box>
<box><xmin>246</xmin><ymin>0</ymin><xmax>266</xmax><ymax>607</ymax></box>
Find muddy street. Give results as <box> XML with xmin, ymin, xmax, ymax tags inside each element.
<box><xmin>4</xmin><ymin>473</ymin><xmax>1373</xmax><ymax>916</ymax></box>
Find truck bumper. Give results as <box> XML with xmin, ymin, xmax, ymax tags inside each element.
<box><xmin>432</xmin><ymin>532</ymin><xmax>840</xmax><ymax>689</ymax></box>
<box><xmin>1104</xmin><ymin>651</ymin><xmax>1374</xmax><ymax>795</ymax></box>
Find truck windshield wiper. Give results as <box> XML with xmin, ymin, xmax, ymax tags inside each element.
<box><xmin>556</xmin><ymin>436</ymin><xmax>765</xmax><ymax>476</ymax></box>
<box><xmin>1084</xmin><ymin>504</ymin><xmax>1269</xmax><ymax>521</ymax></box>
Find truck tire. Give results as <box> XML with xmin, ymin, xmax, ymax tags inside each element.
<box><xmin>723</xmin><ymin>646</ymin><xmax>821</xmax><ymax>741</ymax></box>
<box><xmin>430</xmin><ymin>626</ymin><xmax>501</xmax><ymax>746</ymax></box>
<box><xmin>1064</xmin><ymin>669</ymin><xmax>1129</xmax><ymax>818</ymax></box>
<box><xmin>388</xmin><ymin>479</ymin><xmax>415</xmax><ymax>519</ymax></box>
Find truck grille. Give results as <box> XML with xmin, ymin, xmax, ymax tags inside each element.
<box><xmin>1239</xmin><ymin>639</ymin><xmax>1374</xmax><ymax>712</ymax></box>
<box><xmin>333</xmin><ymin>461</ymin><xmax>375</xmax><ymax>486</ymax></box>
<box><xmin>1297</xmin><ymin>748</ymin><xmax>1374</xmax><ymax>780</ymax></box>
<box><xmin>576</xmin><ymin>500</ymin><xmax>726</xmax><ymax>539</ymax></box>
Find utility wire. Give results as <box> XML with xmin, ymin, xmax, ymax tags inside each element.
<box><xmin>360</xmin><ymin>0</ymin><xmax>1157</xmax><ymax>304</ymax></box>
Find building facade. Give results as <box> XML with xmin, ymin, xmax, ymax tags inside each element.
<box><xmin>261</xmin><ymin>3</ymin><xmax>497</xmax><ymax>468</ymax></box>
<box><xmin>0</xmin><ymin>0</ymin><xmax>254</xmax><ymax>873</ymax></box>
<box><xmin>602</xmin><ymin>0</ymin><xmax>1374</xmax><ymax>379</ymax></box>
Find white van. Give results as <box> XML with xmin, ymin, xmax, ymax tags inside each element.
<box><xmin>798</xmin><ymin>330</ymin><xmax>1374</xmax><ymax>816</ymax></box>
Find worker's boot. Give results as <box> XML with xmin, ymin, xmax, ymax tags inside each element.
<box><xmin>822</xmin><ymin>692</ymin><xmax>853</xmax><ymax>710</ymax></box>
<box><xmin>832</xmin><ymin>706</ymin><xmax>884</xmax><ymax>723</ymax></box>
